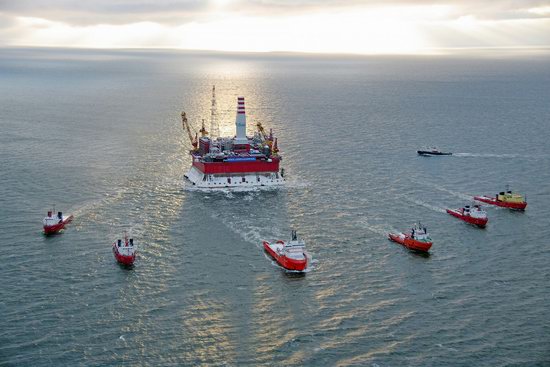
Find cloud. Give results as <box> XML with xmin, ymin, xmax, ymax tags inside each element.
<box><xmin>2</xmin><ymin>0</ymin><xmax>550</xmax><ymax>26</ymax></box>
<box><xmin>0</xmin><ymin>0</ymin><xmax>549</xmax><ymax>52</ymax></box>
<box><xmin>0</xmin><ymin>13</ymin><xmax>18</xmax><ymax>44</ymax></box>
<box><xmin>0</xmin><ymin>0</ymin><xmax>207</xmax><ymax>25</ymax></box>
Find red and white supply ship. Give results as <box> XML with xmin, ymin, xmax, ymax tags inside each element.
<box><xmin>112</xmin><ymin>233</ymin><xmax>137</xmax><ymax>266</ymax></box>
<box><xmin>182</xmin><ymin>87</ymin><xmax>285</xmax><ymax>188</ymax></box>
<box><xmin>263</xmin><ymin>231</ymin><xmax>308</xmax><ymax>272</ymax></box>
<box><xmin>388</xmin><ymin>223</ymin><xmax>433</xmax><ymax>253</ymax></box>
<box><xmin>446</xmin><ymin>204</ymin><xmax>488</xmax><ymax>228</ymax></box>
<box><xmin>43</xmin><ymin>210</ymin><xmax>73</xmax><ymax>235</ymax></box>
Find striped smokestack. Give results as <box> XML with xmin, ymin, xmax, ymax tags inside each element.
<box><xmin>235</xmin><ymin>96</ymin><xmax>247</xmax><ymax>143</ymax></box>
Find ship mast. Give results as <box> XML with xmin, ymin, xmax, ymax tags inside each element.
<box><xmin>210</xmin><ymin>85</ymin><xmax>219</xmax><ymax>139</ymax></box>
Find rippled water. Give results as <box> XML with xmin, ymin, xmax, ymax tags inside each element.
<box><xmin>1</xmin><ymin>47</ymin><xmax>549</xmax><ymax>366</ymax></box>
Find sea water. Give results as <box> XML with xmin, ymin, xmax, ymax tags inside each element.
<box><xmin>1</xmin><ymin>47</ymin><xmax>549</xmax><ymax>365</ymax></box>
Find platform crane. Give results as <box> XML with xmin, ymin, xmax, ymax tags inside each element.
<box><xmin>181</xmin><ymin>111</ymin><xmax>198</xmax><ymax>150</ymax></box>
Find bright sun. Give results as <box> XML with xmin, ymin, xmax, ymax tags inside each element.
<box><xmin>179</xmin><ymin>6</ymin><xmax>450</xmax><ymax>54</ymax></box>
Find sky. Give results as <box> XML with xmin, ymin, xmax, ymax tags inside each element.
<box><xmin>0</xmin><ymin>0</ymin><xmax>549</xmax><ymax>54</ymax></box>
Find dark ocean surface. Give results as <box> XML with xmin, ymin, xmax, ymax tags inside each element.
<box><xmin>1</xmin><ymin>47</ymin><xmax>549</xmax><ymax>366</ymax></box>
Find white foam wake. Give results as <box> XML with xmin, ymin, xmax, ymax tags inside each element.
<box><xmin>454</xmin><ymin>152</ymin><xmax>520</xmax><ymax>158</ymax></box>
<box><xmin>410</xmin><ymin>179</ymin><xmax>473</xmax><ymax>201</ymax></box>
<box><xmin>405</xmin><ymin>198</ymin><xmax>447</xmax><ymax>214</ymax></box>
<box><xmin>68</xmin><ymin>185</ymin><xmax>131</xmax><ymax>220</ymax></box>
<box><xmin>356</xmin><ymin>218</ymin><xmax>399</xmax><ymax>236</ymax></box>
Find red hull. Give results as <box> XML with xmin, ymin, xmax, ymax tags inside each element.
<box><xmin>446</xmin><ymin>209</ymin><xmax>488</xmax><ymax>228</ymax></box>
<box><xmin>474</xmin><ymin>196</ymin><xmax>527</xmax><ymax>210</ymax></box>
<box><xmin>43</xmin><ymin>215</ymin><xmax>73</xmax><ymax>235</ymax></box>
<box><xmin>112</xmin><ymin>245</ymin><xmax>136</xmax><ymax>266</ymax></box>
<box><xmin>263</xmin><ymin>241</ymin><xmax>307</xmax><ymax>271</ymax></box>
<box><xmin>388</xmin><ymin>233</ymin><xmax>432</xmax><ymax>253</ymax></box>
<box><xmin>193</xmin><ymin>158</ymin><xmax>280</xmax><ymax>174</ymax></box>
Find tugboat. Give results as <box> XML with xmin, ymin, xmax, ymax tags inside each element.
<box><xmin>474</xmin><ymin>188</ymin><xmax>527</xmax><ymax>210</ymax></box>
<box><xmin>112</xmin><ymin>233</ymin><xmax>137</xmax><ymax>266</ymax></box>
<box><xmin>417</xmin><ymin>147</ymin><xmax>452</xmax><ymax>156</ymax></box>
<box><xmin>263</xmin><ymin>230</ymin><xmax>308</xmax><ymax>271</ymax></box>
<box><xmin>388</xmin><ymin>223</ymin><xmax>433</xmax><ymax>253</ymax></box>
<box><xmin>43</xmin><ymin>210</ymin><xmax>73</xmax><ymax>235</ymax></box>
<box><xmin>446</xmin><ymin>204</ymin><xmax>488</xmax><ymax>228</ymax></box>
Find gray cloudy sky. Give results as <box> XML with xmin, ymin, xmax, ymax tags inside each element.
<box><xmin>1</xmin><ymin>0</ymin><xmax>549</xmax><ymax>53</ymax></box>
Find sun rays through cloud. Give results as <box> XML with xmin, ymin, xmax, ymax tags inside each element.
<box><xmin>1</xmin><ymin>1</ymin><xmax>550</xmax><ymax>54</ymax></box>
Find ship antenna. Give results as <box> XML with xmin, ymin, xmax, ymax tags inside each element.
<box><xmin>210</xmin><ymin>85</ymin><xmax>219</xmax><ymax>139</ymax></box>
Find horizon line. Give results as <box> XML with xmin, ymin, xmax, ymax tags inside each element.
<box><xmin>3</xmin><ymin>44</ymin><xmax>550</xmax><ymax>57</ymax></box>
